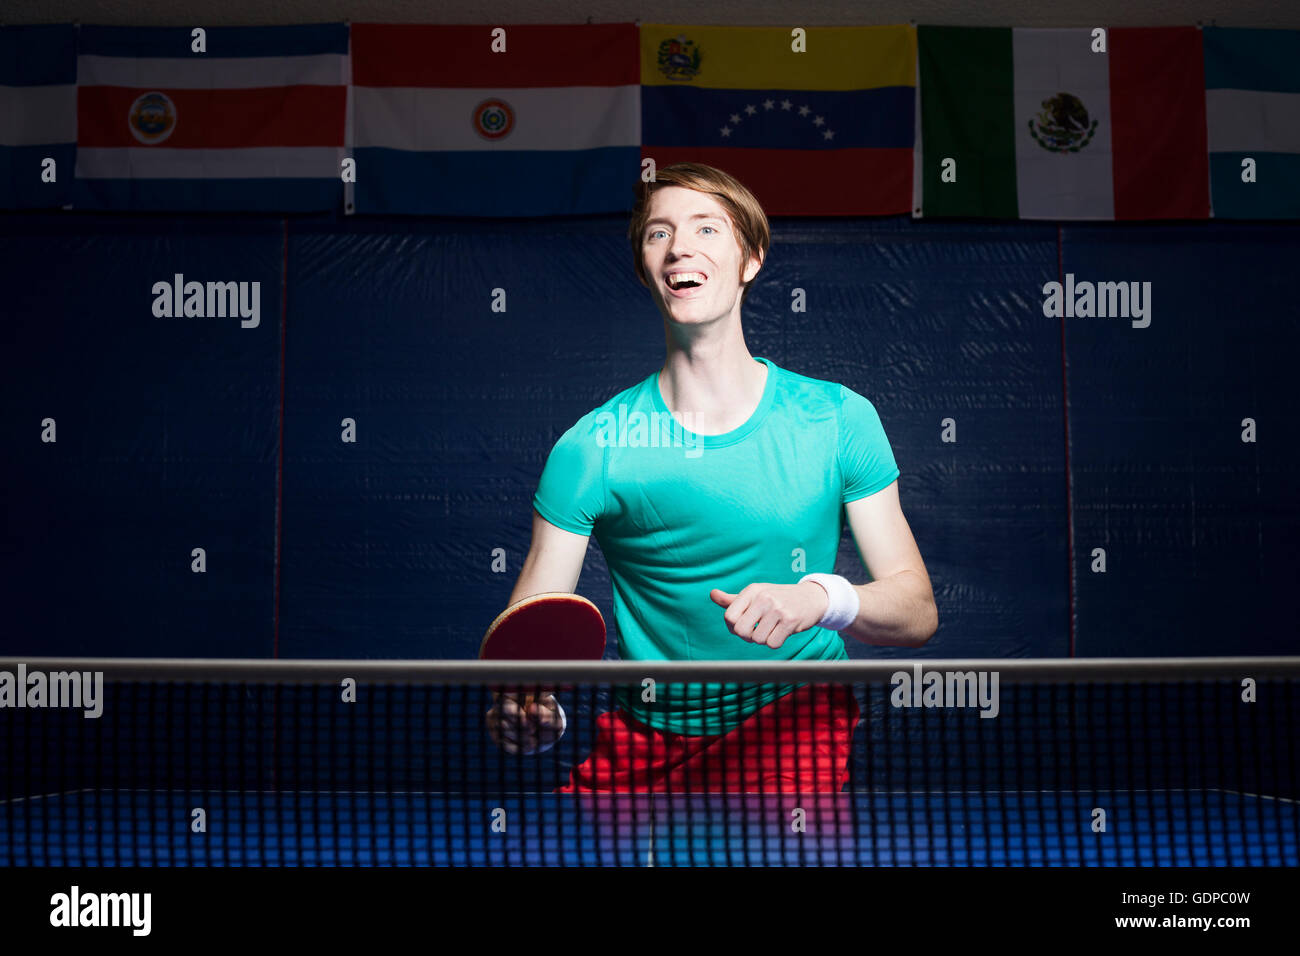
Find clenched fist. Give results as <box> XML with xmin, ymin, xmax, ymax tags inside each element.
<box><xmin>710</xmin><ymin>581</ymin><xmax>829</xmax><ymax>650</ymax></box>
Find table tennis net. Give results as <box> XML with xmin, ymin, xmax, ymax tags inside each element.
<box><xmin>2</xmin><ymin>659</ymin><xmax>1297</xmax><ymax>866</ymax></box>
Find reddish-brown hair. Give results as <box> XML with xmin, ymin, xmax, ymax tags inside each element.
<box><xmin>628</xmin><ymin>163</ymin><xmax>771</xmax><ymax>305</ymax></box>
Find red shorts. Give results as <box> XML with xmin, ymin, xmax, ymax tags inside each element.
<box><xmin>558</xmin><ymin>684</ymin><xmax>860</xmax><ymax>793</ymax></box>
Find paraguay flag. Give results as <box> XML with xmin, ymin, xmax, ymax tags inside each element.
<box><xmin>1204</xmin><ymin>27</ymin><xmax>1300</xmax><ymax>219</ymax></box>
<box><xmin>640</xmin><ymin>24</ymin><xmax>916</xmax><ymax>216</ymax></box>
<box><xmin>351</xmin><ymin>23</ymin><xmax>640</xmax><ymax>216</ymax></box>
<box><xmin>74</xmin><ymin>24</ymin><xmax>348</xmax><ymax>211</ymax></box>
<box><xmin>0</xmin><ymin>25</ymin><xmax>77</xmax><ymax>209</ymax></box>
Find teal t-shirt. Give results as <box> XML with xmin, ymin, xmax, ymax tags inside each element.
<box><xmin>532</xmin><ymin>357</ymin><xmax>899</xmax><ymax>735</ymax></box>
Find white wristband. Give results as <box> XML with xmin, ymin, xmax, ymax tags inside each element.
<box><xmin>800</xmin><ymin>573</ymin><xmax>860</xmax><ymax>631</ymax></box>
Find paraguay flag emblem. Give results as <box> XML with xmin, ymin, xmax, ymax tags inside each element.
<box><xmin>473</xmin><ymin>98</ymin><xmax>515</xmax><ymax>140</ymax></box>
<box><xmin>128</xmin><ymin>91</ymin><xmax>176</xmax><ymax>144</ymax></box>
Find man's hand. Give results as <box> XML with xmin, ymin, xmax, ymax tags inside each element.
<box><xmin>485</xmin><ymin>692</ymin><xmax>566</xmax><ymax>755</ymax></box>
<box><xmin>710</xmin><ymin>582</ymin><xmax>831</xmax><ymax>649</ymax></box>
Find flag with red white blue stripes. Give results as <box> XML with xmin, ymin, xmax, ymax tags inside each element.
<box><xmin>350</xmin><ymin>23</ymin><xmax>641</xmax><ymax>216</ymax></box>
<box><xmin>74</xmin><ymin>24</ymin><xmax>349</xmax><ymax>211</ymax></box>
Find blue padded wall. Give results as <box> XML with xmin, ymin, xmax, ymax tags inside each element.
<box><xmin>3</xmin><ymin>217</ymin><xmax>281</xmax><ymax>657</ymax></box>
<box><xmin>1063</xmin><ymin>223</ymin><xmax>1299</xmax><ymax>656</ymax></box>
<box><xmin>2</xmin><ymin>212</ymin><xmax>1295</xmax><ymax>660</ymax></box>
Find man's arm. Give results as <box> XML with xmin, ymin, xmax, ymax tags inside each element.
<box><xmin>508</xmin><ymin>509</ymin><xmax>590</xmax><ymax>604</ymax></box>
<box><xmin>712</xmin><ymin>480</ymin><xmax>937</xmax><ymax>649</ymax></box>
<box><xmin>486</xmin><ymin>510</ymin><xmax>591</xmax><ymax>756</ymax></box>
<box><xmin>836</xmin><ymin>480</ymin><xmax>937</xmax><ymax>648</ymax></box>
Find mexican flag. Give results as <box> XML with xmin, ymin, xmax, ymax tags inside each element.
<box><xmin>917</xmin><ymin>26</ymin><xmax>1210</xmax><ymax>220</ymax></box>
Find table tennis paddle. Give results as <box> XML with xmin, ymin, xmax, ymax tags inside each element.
<box><xmin>480</xmin><ymin>592</ymin><xmax>606</xmax><ymax>707</ymax></box>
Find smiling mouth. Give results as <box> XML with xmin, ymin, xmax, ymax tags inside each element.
<box><xmin>666</xmin><ymin>272</ymin><xmax>708</xmax><ymax>293</ymax></box>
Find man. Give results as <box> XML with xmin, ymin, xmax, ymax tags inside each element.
<box><xmin>487</xmin><ymin>162</ymin><xmax>937</xmax><ymax>792</ymax></box>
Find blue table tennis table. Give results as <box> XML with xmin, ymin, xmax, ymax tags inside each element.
<box><xmin>3</xmin><ymin>787</ymin><xmax>1296</xmax><ymax>866</ymax></box>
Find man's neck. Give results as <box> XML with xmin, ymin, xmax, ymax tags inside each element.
<box><xmin>658</xmin><ymin>336</ymin><xmax>768</xmax><ymax>436</ymax></box>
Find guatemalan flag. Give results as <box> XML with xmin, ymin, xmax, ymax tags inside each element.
<box><xmin>0</xmin><ymin>25</ymin><xmax>77</xmax><ymax>209</ymax></box>
<box><xmin>74</xmin><ymin>24</ymin><xmax>349</xmax><ymax>211</ymax></box>
<box><xmin>350</xmin><ymin>23</ymin><xmax>641</xmax><ymax>216</ymax></box>
<box><xmin>1204</xmin><ymin>27</ymin><xmax>1300</xmax><ymax>219</ymax></box>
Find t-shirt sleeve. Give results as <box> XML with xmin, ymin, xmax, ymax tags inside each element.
<box><xmin>838</xmin><ymin>385</ymin><xmax>900</xmax><ymax>503</ymax></box>
<box><xmin>532</xmin><ymin>415</ymin><xmax>606</xmax><ymax>535</ymax></box>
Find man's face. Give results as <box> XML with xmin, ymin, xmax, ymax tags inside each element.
<box><xmin>640</xmin><ymin>186</ymin><xmax>760</xmax><ymax>325</ymax></box>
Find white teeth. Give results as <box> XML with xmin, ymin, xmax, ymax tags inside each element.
<box><xmin>667</xmin><ymin>272</ymin><xmax>707</xmax><ymax>289</ymax></box>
